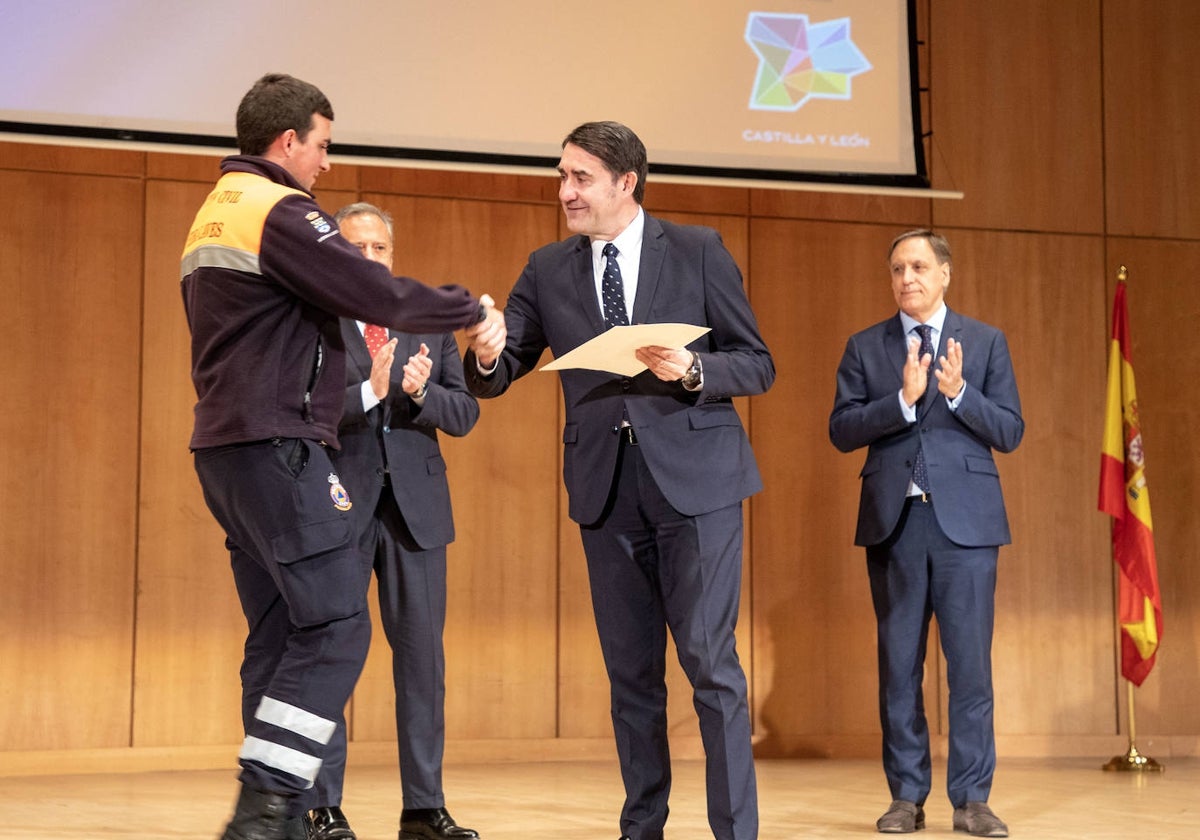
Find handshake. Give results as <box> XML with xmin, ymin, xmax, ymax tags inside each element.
<box><xmin>464</xmin><ymin>293</ymin><xmax>506</xmax><ymax>367</ymax></box>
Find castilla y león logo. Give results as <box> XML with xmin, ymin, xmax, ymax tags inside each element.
<box><xmin>745</xmin><ymin>12</ymin><xmax>872</xmax><ymax>111</ymax></box>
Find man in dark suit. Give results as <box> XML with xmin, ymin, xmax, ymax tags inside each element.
<box><xmin>464</xmin><ymin>121</ymin><xmax>774</xmax><ymax>840</ymax></box>
<box><xmin>301</xmin><ymin>203</ymin><xmax>481</xmax><ymax>840</ymax></box>
<box><xmin>829</xmin><ymin>230</ymin><xmax>1023</xmax><ymax>838</ymax></box>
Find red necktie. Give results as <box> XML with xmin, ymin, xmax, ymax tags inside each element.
<box><xmin>363</xmin><ymin>323</ymin><xmax>388</xmax><ymax>358</ymax></box>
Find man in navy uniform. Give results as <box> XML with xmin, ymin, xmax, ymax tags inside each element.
<box><xmin>181</xmin><ymin>74</ymin><xmax>505</xmax><ymax>840</ymax></box>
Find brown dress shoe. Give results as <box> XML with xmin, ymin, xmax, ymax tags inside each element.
<box><xmin>399</xmin><ymin>807</ymin><xmax>479</xmax><ymax>840</ymax></box>
<box><xmin>876</xmin><ymin>799</ymin><xmax>925</xmax><ymax>833</ymax></box>
<box><xmin>953</xmin><ymin>801</ymin><xmax>1008</xmax><ymax>837</ymax></box>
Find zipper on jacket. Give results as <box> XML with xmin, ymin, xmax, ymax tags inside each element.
<box><xmin>302</xmin><ymin>338</ymin><xmax>324</xmax><ymax>424</ymax></box>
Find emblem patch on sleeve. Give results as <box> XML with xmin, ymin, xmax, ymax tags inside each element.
<box><xmin>306</xmin><ymin>211</ymin><xmax>333</xmax><ymax>234</ymax></box>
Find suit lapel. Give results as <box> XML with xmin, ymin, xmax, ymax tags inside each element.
<box><xmin>571</xmin><ymin>236</ymin><xmax>607</xmax><ymax>335</ymax></box>
<box><xmin>885</xmin><ymin>315</ymin><xmax>907</xmax><ymax>388</ymax></box>
<box><xmin>342</xmin><ymin>319</ymin><xmax>372</xmax><ymax>378</ymax></box>
<box><xmin>632</xmin><ymin>214</ymin><xmax>664</xmax><ymax>325</ymax></box>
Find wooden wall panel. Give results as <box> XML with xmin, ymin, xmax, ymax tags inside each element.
<box><xmin>929</xmin><ymin>0</ymin><xmax>1104</xmax><ymax>234</ymax></box>
<box><xmin>145</xmin><ymin>151</ymin><xmax>224</xmax><ymax>184</ymax></box>
<box><xmin>0</xmin><ymin>169</ymin><xmax>143</xmax><ymax>749</ymax></box>
<box><xmin>1102</xmin><ymin>1</ymin><xmax>1200</xmax><ymax>239</ymax></box>
<box><xmin>359</xmin><ymin>165</ymin><xmax>555</xmax><ymax>205</ymax></box>
<box><xmin>749</xmin><ymin>189</ymin><xmax>931</xmax><ymax>227</ymax></box>
<box><xmin>945</xmin><ymin>230</ymin><xmax>1113</xmax><ymax>737</ymax></box>
<box><xmin>750</xmin><ymin>219</ymin><xmax>904</xmax><ymax>756</ymax></box>
<box><xmin>133</xmin><ymin>179</ymin><xmax>245</xmax><ymax>747</ymax></box>
<box><xmin>1104</xmin><ymin>239</ymin><xmax>1200</xmax><ymax>734</ymax></box>
<box><xmin>347</xmin><ymin>194</ymin><xmax>564</xmax><ymax>741</ymax></box>
<box><xmin>1</xmin><ymin>140</ymin><xmax>144</xmax><ymax>177</ymax></box>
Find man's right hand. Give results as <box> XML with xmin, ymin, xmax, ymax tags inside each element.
<box><xmin>465</xmin><ymin>293</ymin><xmax>506</xmax><ymax>368</ymax></box>
<box><xmin>901</xmin><ymin>335</ymin><xmax>931</xmax><ymax>407</ymax></box>
<box><xmin>371</xmin><ymin>337</ymin><xmax>398</xmax><ymax>400</ymax></box>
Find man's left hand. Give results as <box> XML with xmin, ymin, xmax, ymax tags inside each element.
<box><xmin>402</xmin><ymin>342</ymin><xmax>432</xmax><ymax>397</ymax></box>
<box><xmin>636</xmin><ymin>345</ymin><xmax>691</xmax><ymax>381</ymax></box>
<box><xmin>935</xmin><ymin>337</ymin><xmax>965</xmax><ymax>398</ymax></box>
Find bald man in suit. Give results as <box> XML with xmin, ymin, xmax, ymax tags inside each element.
<box><xmin>301</xmin><ymin>203</ymin><xmax>481</xmax><ymax>840</ymax></box>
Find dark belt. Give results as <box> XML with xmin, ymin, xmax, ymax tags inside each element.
<box><xmin>616</xmin><ymin>425</ymin><xmax>638</xmax><ymax>446</ymax></box>
<box><xmin>907</xmin><ymin>492</ymin><xmax>932</xmax><ymax>504</ymax></box>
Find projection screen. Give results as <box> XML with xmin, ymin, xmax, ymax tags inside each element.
<box><xmin>0</xmin><ymin>0</ymin><xmax>926</xmax><ymax>188</ymax></box>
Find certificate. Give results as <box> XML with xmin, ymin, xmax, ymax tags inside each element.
<box><xmin>541</xmin><ymin>323</ymin><xmax>711</xmax><ymax>376</ymax></box>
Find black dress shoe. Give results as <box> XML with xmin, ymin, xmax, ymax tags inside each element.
<box><xmin>305</xmin><ymin>806</ymin><xmax>357</xmax><ymax>840</ymax></box>
<box><xmin>221</xmin><ymin>784</ymin><xmax>292</xmax><ymax>840</ymax></box>
<box><xmin>399</xmin><ymin>807</ymin><xmax>479</xmax><ymax>840</ymax></box>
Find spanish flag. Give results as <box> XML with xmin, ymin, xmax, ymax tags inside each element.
<box><xmin>1098</xmin><ymin>276</ymin><xmax>1162</xmax><ymax>687</ymax></box>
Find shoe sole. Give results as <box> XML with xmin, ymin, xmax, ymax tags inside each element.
<box><xmin>878</xmin><ymin>819</ymin><xmax>925</xmax><ymax>833</ymax></box>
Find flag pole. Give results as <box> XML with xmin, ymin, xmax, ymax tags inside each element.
<box><xmin>1103</xmin><ymin>680</ymin><xmax>1163</xmax><ymax>771</ymax></box>
<box><xmin>1100</xmin><ymin>265</ymin><xmax>1163</xmax><ymax>773</ymax></box>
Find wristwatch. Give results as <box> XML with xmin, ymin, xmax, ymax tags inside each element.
<box><xmin>681</xmin><ymin>351</ymin><xmax>702</xmax><ymax>389</ymax></box>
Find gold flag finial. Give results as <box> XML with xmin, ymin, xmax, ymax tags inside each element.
<box><xmin>1118</xmin><ymin>265</ymin><xmax>1128</xmax><ymax>284</ymax></box>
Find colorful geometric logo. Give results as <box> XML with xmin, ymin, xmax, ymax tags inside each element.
<box><xmin>745</xmin><ymin>12</ymin><xmax>872</xmax><ymax>111</ymax></box>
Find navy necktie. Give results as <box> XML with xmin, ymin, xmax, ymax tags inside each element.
<box><xmin>911</xmin><ymin>324</ymin><xmax>934</xmax><ymax>493</ymax></box>
<box><xmin>601</xmin><ymin>243</ymin><xmax>629</xmax><ymax>328</ymax></box>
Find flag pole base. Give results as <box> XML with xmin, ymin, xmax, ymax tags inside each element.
<box><xmin>1102</xmin><ymin>744</ymin><xmax>1164</xmax><ymax>772</ymax></box>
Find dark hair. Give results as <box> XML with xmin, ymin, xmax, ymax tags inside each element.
<box><xmin>888</xmin><ymin>228</ymin><xmax>952</xmax><ymax>268</ymax></box>
<box><xmin>235</xmin><ymin>73</ymin><xmax>334</xmax><ymax>156</ymax></box>
<box><xmin>562</xmin><ymin>121</ymin><xmax>648</xmax><ymax>204</ymax></box>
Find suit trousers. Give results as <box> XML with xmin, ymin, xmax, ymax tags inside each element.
<box><xmin>194</xmin><ymin>439</ymin><xmax>372</xmax><ymax>802</ymax></box>
<box><xmin>308</xmin><ymin>488</ymin><xmax>450</xmax><ymax>811</ymax></box>
<box><xmin>866</xmin><ymin>497</ymin><xmax>998</xmax><ymax>808</ymax></box>
<box><xmin>580</xmin><ymin>439</ymin><xmax>758</xmax><ymax>840</ymax></box>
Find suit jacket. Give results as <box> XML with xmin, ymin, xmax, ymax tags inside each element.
<box><xmin>465</xmin><ymin>213</ymin><xmax>775</xmax><ymax>525</ymax></box>
<box><xmin>335</xmin><ymin>323</ymin><xmax>479</xmax><ymax>549</ymax></box>
<box><xmin>829</xmin><ymin>308</ymin><xmax>1024</xmax><ymax>548</ymax></box>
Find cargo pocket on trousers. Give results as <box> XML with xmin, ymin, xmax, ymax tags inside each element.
<box><xmin>270</xmin><ymin>516</ymin><xmax>367</xmax><ymax>628</ymax></box>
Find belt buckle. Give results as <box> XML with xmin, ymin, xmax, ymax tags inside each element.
<box><xmin>624</xmin><ymin>426</ymin><xmax>638</xmax><ymax>446</ymax></box>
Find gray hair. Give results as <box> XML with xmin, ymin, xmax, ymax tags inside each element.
<box><xmin>333</xmin><ymin>202</ymin><xmax>394</xmax><ymax>240</ymax></box>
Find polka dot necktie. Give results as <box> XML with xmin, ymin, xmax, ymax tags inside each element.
<box><xmin>601</xmin><ymin>243</ymin><xmax>629</xmax><ymax>329</ymax></box>
<box><xmin>911</xmin><ymin>324</ymin><xmax>935</xmax><ymax>493</ymax></box>
<box><xmin>363</xmin><ymin>323</ymin><xmax>389</xmax><ymax>358</ymax></box>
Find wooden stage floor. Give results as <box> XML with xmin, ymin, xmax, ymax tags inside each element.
<box><xmin>1</xmin><ymin>756</ymin><xmax>1195</xmax><ymax>839</ymax></box>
